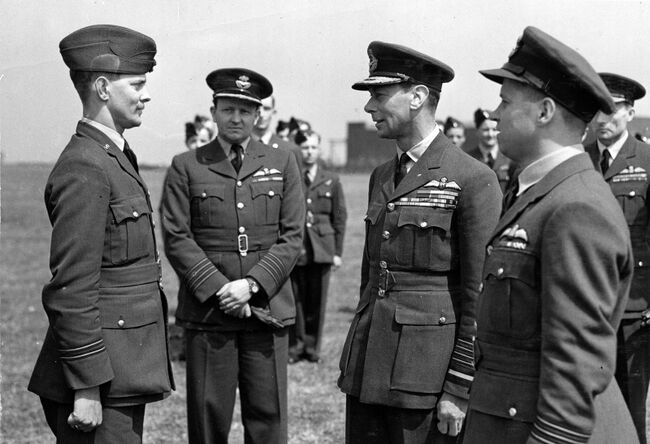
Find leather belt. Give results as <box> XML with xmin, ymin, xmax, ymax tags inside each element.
<box><xmin>367</xmin><ymin>264</ymin><xmax>460</xmax><ymax>296</ymax></box>
<box><xmin>100</xmin><ymin>262</ymin><xmax>161</xmax><ymax>288</ymax></box>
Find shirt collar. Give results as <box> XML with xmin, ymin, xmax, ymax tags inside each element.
<box><xmin>478</xmin><ymin>145</ymin><xmax>499</xmax><ymax>162</ymax></box>
<box><xmin>260</xmin><ymin>129</ymin><xmax>273</xmax><ymax>145</ymax></box>
<box><xmin>219</xmin><ymin>136</ymin><xmax>251</xmax><ymax>156</ymax></box>
<box><xmin>81</xmin><ymin>117</ymin><xmax>125</xmax><ymax>150</ymax></box>
<box><xmin>396</xmin><ymin>124</ymin><xmax>440</xmax><ymax>162</ymax></box>
<box><xmin>597</xmin><ymin>130</ymin><xmax>628</xmax><ymax>161</ymax></box>
<box><xmin>517</xmin><ymin>145</ymin><xmax>583</xmax><ymax>196</ymax></box>
<box><xmin>306</xmin><ymin>163</ymin><xmax>318</xmax><ymax>182</ymax></box>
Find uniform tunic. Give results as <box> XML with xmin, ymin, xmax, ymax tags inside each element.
<box><xmin>29</xmin><ymin>121</ymin><xmax>173</xmax><ymax>406</ymax></box>
<box><xmin>338</xmin><ymin>133</ymin><xmax>501</xmax><ymax>409</ymax></box>
<box><xmin>464</xmin><ymin>152</ymin><xmax>637</xmax><ymax>444</ymax></box>
<box><xmin>467</xmin><ymin>146</ymin><xmax>517</xmax><ymax>194</ymax></box>
<box><xmin>585</xmin><ymin>134</ymin><xmax>650</xmax><ymax>444</ymax></box>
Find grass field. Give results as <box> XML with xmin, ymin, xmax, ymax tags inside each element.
<box><xmin>0</xmin><ymin>164</ymin><xmax>368</xmax><ymax>443</ymax></box>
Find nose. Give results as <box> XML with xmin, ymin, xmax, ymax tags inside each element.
<box><xmin>364</xmin><ymin>97</ymin><xmax>376</xmax><ymax>114</ymax></box>
<box><xmin>231</xmin><ymin>110</ymin><xmax>243</xmax><ymax>122</ymax></box>
<box><xmin>140</xmin><ymin>86</ymin><xmax>151</xmax><ymax>103</ymax></box>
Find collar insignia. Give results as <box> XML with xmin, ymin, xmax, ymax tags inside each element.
<box><xmin>235</xmin><ymin>75</ymin><xmax>251</xmax><ymax>90</ymax></box>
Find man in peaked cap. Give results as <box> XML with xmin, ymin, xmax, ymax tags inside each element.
<box><xmin>463</xmin><ymin>27</ymin><xmax>638</xmax><ymax>444</ymax></box>
<box><xmin>28</xmin><ymin>25</ymin><xmax>173</xmax><ymax>442</ymax></box>
<box><xmin>160</xmin><ymin>67</ymin><xmax>304</xmax><ymax>444</ymax></box>
<box><xmin>338</xmin><ymin>40</ymin><xmax>502</xmax><ymax>443</ymax></box>
<box><xmin>443</xmin><ymin>116</ymin><xmax>466</xmax><ymax>148</ymax></box>
<box><xmin>584</xmin><ymin>72</ymin><xmax>650</xmax><ymax>444</ymax></box>
<box><xmin>467</xmin><ymin>108</ymin><xmax>517</xmax><ymax>194</ymax></box>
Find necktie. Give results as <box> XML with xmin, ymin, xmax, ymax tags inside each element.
<box><xmin>123</xmin><ymin>141</ymin><xmax>139</xmax><ymax>173</ymax></box>
<box><xmin>600</xmin><ymin>149</ymin><xmax>611</xmax><ymax>175</ymax></box>
<box><xmin>231</xmin><ymin>144</ymin><xmax>243</xmax><ymax>173</ymax></box>
<box><xmin>395</xmin><ymin>152</ymin><xmax>410</xmax><ymax>187</ymax></box>
<box><xmin>486</xmin><ymin>152</ymin><xmax>495</xmax><ymax>169</ymax></box>
<box><xmin>304</xmin><ymin>170</ymin><xmax>312</xmax><ymax>187</ymax></box>
<box><xmin>501</xmin><ymin>179</ymin><xmax>519</xmax><ymax>215</ymax></box>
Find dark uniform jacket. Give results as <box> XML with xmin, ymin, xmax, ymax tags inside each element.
<box><xmin>468</xmin><ymin>153</ymin><xmax>635</xmax><ymax>444</ymax></box>
<box><xmin>160</xmin><ymin>138</ymin><xmax>304</xmax><ymax>330</ymax></box>
<box><xmin>585</xmin><ymin>136</ymin><xmax>650</xmax><ymax>314</ymax></box>
<box><xmin>299</xmin><ymin>167</ymin><xmax>347</xmax><ymax>265</ymax></box>
<box><xmin>29</xmin><ymin>121</ymin><xmax>173</xmax><ymax>406</ymax></box>
<box><xmin>263</xmin><ymin>133</ymin><xmax>302</xmax><ymax>170</ymax></box>
<box><xmin>467</xmin><ymin>146</ymin><xmax>516</xmax><ymax>194</ymax></box>
<box><xmin>338</xmin><ymin>134</ymin><xmax>502</xmax><ymax>409</ymax></box>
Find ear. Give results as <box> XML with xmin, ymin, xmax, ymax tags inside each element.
<box><xmin>410</xmin><ymin>85</ymin><xmax>430</xmax><ymax>110</ymax></box>
<box><xmin>537</xmin><ymin>97</ymin><xmax>556</xmax><ymax>125</ymax></box>
<box><xmin>626</xmin><ymin>106</ymin><xmax>636</xmax><ymax>122</ymax></box>
<box><xmin>209</xmin><ymin>105</ymin><xmax>217</xmax><ymax>121</ymax></box>
<box><xmin>94</xmin><ymin>76</ymin><xmax>111</xmax><ymax>102</ymax></box>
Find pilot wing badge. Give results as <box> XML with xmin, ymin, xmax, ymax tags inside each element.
<box><xmin>495</xmin><ymin>224</ymin><xmax>528</xmax><ymax>250</ymax></box>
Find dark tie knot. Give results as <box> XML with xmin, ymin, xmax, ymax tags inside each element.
<box><xmin>600</xmin><ymin>149</ymin><xmax>611</xmax><ymax>175</ymax></box>
<box><xmin>231</xmin><ymin>144</ymin><xmax>243</xmax><ymax>173</ymax></box>
<box><xmin>395</xmin><ymin>152</ymin><xmax>410</xmax><ymax>187</ymax></box>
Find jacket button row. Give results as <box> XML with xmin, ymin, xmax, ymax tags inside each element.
<box><xmin>378</xmin><ymin>289</ymin><xmax>385</xmax><ymax>296</ymax></box>
<box><xmin>629</xmin><ymin>191</ymin><xmax>636</xmax><ymax>197</ymax></box>
<box><xmin>379</xmin><ymin>260</ymin><xmax>387</xmax><ymax>269</ymax></box>
<box><xmin>306</xmin><ymin>198</ymin><xmax>312</xmax><ymax>204</ymax></box>
<box><xmin>201</xmin><ymin>192</ymin><xmax>207</xmax><ymax>198</ymax></box>
<box><xmin>486</xmin><ymin>245</ymin><xmax>493</xmax><ymax>255</ymax></box>
<box><xmin>237</xmin><ymin>202</ymin><xmax>244</xmax><ymax>209</ymax></box>
<box><xmin>117</xmin><ymin>319</ymin><xmax>125</xmax><ymax>328</ymax></box>
<box><xmin>382</xmin><ymin>231</ymin><xmax>390</xmax><ymax>239</ymax></box>
<box><xmin>508</xmin><ymin>407</ymin><xmax>517</xmax><ymax>417</ymax></box>
<box><xmin>268</xmin><ymin>190</ymin><xmax>275</xmax><ymax>197</ymax></box>
<box><xmin>387</xmin><ymin>203</ymin><xmax>395</xmax><ymax>211</ymax></box>
<box><xmin>239</xmin><ymin>226</ymin><xmax>245</xmax><ymax>233</ymax></box>
<box><xmin>237</xmin><ymin>180</ymin><xmax>243</xmax><ymax>187</ymax></box>
<box><xmin>419</xmin><ymin>221</ymin><xmax>428</xmax><ymax>228</ymax></box>
<box><xmin>306</xmin><ymin>222</ymin><xmax>312</xmax><ymax>228</ymax></box>
<box><xmin>132</xmin><ymin>211</ymin><xmax>139</xmax><ymax>218</ymax></box>
<box><xmin>639</xmin><ymin>261</ymin><xmax>644</xmax><ymax>267</ymax></box>
<box><xmin>439</xmin><ymin>316</ymin><xmax>446</xmax><ymax>324</ymax></box>
<box><xmin>497</xmin><ymin>267</ymin><xmax>504</xmax><ymax>277</ymax></box>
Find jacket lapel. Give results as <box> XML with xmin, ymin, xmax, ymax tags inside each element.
<box><xmin>389</xmin><ymin>133</ymin><xmax>446</xmax><ymax>200</ymax></box>
<box><xmin>206</xmin><ymin>139</ymin><xmax>238</xmax><ymax>179</ymax></box>
<box><xmin>604</xmin><ymin>136</ymin><xmax>636</xmax><ymax>181</ymax></box>
<box><xmin>238</xmin><ymin>139</ymin><xmax>267</xmax><ymax>180</ymax></box>
<box><xmin>492</xmin><ymin>153</ymin><xmax>593</xmax><ymax>242</ymax></box>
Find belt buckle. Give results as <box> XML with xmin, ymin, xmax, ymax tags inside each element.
<box><xmin>238</xmin><ymin>234</ymin><xmax>249</xmax><ymax>257</ymax></box>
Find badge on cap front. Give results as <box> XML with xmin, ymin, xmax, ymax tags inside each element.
<box><xmin>236</xmin><ymin>75</ymin><xmax>251</xmax><ymax>90</ymax></box>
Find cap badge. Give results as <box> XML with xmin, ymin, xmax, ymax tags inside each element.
<box><xmin>368</xmin><ymin>49</ymin><xmax>378</xmax><ymax>73</ymax></box>
<box><xmin>235</xmin><ymin>75</ymin><xmax>251</xmax><ymax>90</ymax></box>
<box><xmin>509</xmin><ymin>35</ymin><xmax>523</xmax><ymax>59</ymax></box>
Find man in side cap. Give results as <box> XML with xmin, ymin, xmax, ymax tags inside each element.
<box><xmin>28</xmin><ymin>24</ymin><xmax>173</xmax><ymax>442</ymax></box>
<box><xmin>463</xmin><ymin>27</ymin><xmax>637</xmax><ymax>444</ymax></box>
<box><xmin>467</xmin><ymin>108</ymin><xmax>517</xmax><ymax>193</ymax></box>
<box><xmin>443</xmin><ymin>116</ymin><xmax>466</xmax><ymax>148</ymax></box>
<box><xmin>584</xmin><ymin>72</ymin><xmax>650</xmax><ymax>444</ymax></box>
<box><xmin>160</xmin><ymin>68</ymin><xmax>304</xmax><ymax>444</ymax></box>
<box><xmin>338</xmin><ymin>40</ymin><xmax>502</xmax><ymax>443</ymax></box>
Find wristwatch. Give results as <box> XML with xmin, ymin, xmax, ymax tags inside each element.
<box><xmin>246</xmin><ymin>277</ymin><xmax>259</xmax><ymax>294</ymax></box>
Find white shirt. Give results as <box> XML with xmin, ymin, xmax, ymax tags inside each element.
<box><xmin>517</xmin><ymin>145</ymin><xmax>583</xmax><ymax>196</ymax></box>
<box><xmin>395</xmin><ymin>124</ymin><xmax>440</xmax><ymax>173</ymax></box>
<box><xmin>305</xmin><ymin>164</ymin><xmax>318</xmax><ymax>184</ymax></box>
<box><xmin>81</xmin><ymin>117</ymin><xmax>125</xmax><ymax>150</ymax></box>
<box><xmin>597</xmin><ymin>130</ymin><xmax>628</xmax><ymax>166</ymax></box>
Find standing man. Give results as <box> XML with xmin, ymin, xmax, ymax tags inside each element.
<box><xmin>289</xmin><ymin>129</ymin><xmax>347</xmax><ymax>364</ymax></box>
<box><xmin>463</xmin><ymin>27</ymin><xmax>638</xmax><ymax>444</ymax></box>
<box><xmin>28</xmin><ymin>25</ymin><xmax>173</xmax><ymax>442</ymax></box>
<box><xmin>467</xmin><ymin>108</ymin><xmax>516</xmax><ymax>193</ymax></box>
<box><xmin>338</xmin><ymin>41</ymin><xmax>502</xmax><ymax>443</ymax></box>
<box><xmin>585</xmin><ymin>72</ymin><xmax>650</xmax><ymax>444</ymax></box>
<box><xmin>443</xmin><ymin>116</ymin><xmax>466</xmax><ymax>149</ymax></box>
<box><xmin>253</xmin><ymin>94</ymin><xmax>303</xmax><ymax>167</ymax></box>
<box><xmin>160</xmin><ymin>68</ymin><xmax>304</xmax><ymax>444</ymax></box>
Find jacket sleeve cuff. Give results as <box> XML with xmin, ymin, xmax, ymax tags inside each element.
<box><xmin>530</xmin><ymin>415</ymin><xmax>590</xmax><ymax>444</ymax></box>
<box><xmin>442</xmin><ymin>336</ymin><xmax>475</xmax><ymax>399</ymax></box>
<box><xmin>185</xmin><ymin>257</ymin><xmax>229</xmax><ymax>302</ymax></box>
<box><xmin>60</xmin><ymin>342</ymin><xmax>114</xmax><ymax>389</ymax></box>
<box><xmin>247</xmin><ymin>251</ymin><xmax>290</xmax><ymax>299</ymax></box>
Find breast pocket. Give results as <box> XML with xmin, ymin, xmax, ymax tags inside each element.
<box><xmin>316</xmin><ymin>189</ymin><xmax>333</xmax><ymax>213</ymax></box>
<box><xmin>479</xmin><ymin>249</ymin><xmax>539</xmax><ymax>339</ymax></box>
<box><xmin>612</xmin><ymin>180</ymin><xmax>647</xmax><ymax>226</ymax></box>
<box><xmin>108</xmin><ymin>196</ymin><xmax>153</xmax><ymax>264</ymax></box>
<box><xmin>251</xmin><ymin>181</ymin><xmax>284</xmax><ymax>225</ymax></box>
<box><xmin>396</xmin><ymin>208</ymin><xmax>453</xmax><ymax>269</ymax></box>
<box><xmin>390</xmin><ymin>291</ymin><xmax>457</xmax><ymax>393</ymax></box>
<box><xmin>190</xmin><ymin>183</ymin><xmax>226</xmax><ymax>227</ymax></box>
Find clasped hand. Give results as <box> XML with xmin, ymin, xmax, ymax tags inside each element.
<box><xmin>216</xmin><ymin>279</ymin><xmax>252</xmax><ymax>318</ymax></box>
<box><xmin>436</xmin><ymin>392</ymin><xmax>468</xmax><ymax>437</ymax></box>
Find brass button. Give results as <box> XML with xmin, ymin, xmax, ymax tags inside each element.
<box><xmin>439</xmin><ymin>316</ymin><xmax>446</xmax><ymax>324</ymax></box>
<box><xmin>239</xmin><ymin>226</ymin><xmax>245</xmax><ymax>233</ymax></box>
<box><xmin>151</xmin><ymin>220</ymin><xmax>156</xmax><ymax>228</ymax></box>
<box><xmin>117</xmin><ymin>319</ymin><xmax>125</xmax><ymax>328</ymax></box>
<box><xmin>382</xmin><ymin>231</ymin><xmax>390</xmax><ymax>239</ymax></box>
<box><xmin>237</xmin><ymin>202</ymin><xmax>244</xmax><ymax>209</ymax></box>
<box><xmin>479</xmin><ymin>283</ymin><xmax>484</xmax><ymax>292</ymax></box>
<box><xmin>132</xmin><ymin>211</ymin><xmax>139</xmax><ymax>217</ymax></box>
<box><xmin>379</xmin><ymin>260</ymin><xmax>387</xmax><ymax>269</ymax></box>
<box><xmin>306</xmin><ymin>222</ymin><xmax>312</xmax><ymax>228</ymax></box>
<box><xmin>272</xmin><ymin>143</ymin><xmax>279</xmax><ymax>149</ymax></box>
<box><xmin>497</xmin><ymin>267</ymin><xmax>504</xmax><ymax>277</ymax></box>
<box><xmin>201</xmin><ymin>192</ymin><xmax>207</xmax><ymax>198</ymax></box>
<box><xmin>237</xmin><ymin>180</ymin><xmax>243</xmax><ymax>187</ymax></box>
<box><xmin>629</xmin><ymin>191</ymin><xmax>636</xmax><ymax>197</ymax></box>
<box><xmin>420</xmin><ymin>221</ymin><xmax>428</xmax><ymax>228</ymax></box>
<box><xmin>387</xmin><ymin>202</ymin><xmax>395</xmax><ymax>211</ymax></box>
<box><xmin>325</xmin><ymin>192</ymin><xmax>331</xmax><ymax>197</ymax></box>
<box><xmin>269</xmin><ymin>190</ymin><xmax>275</xmax><ymax>197</ymax></box>
<box><xmin>378</xmin><ymin>289</ymin><xmax>385</xmax><ymax>296</ymax></box>
<box><xmin>487</xmin><ymin>245</ymin><xmax>493</xmax><ymax>255</ymax></box>
<box><xmin>639</xmin><ymin>261</ymin><xmax>644</xmax><ymax>267</ymax></box>
<box><xmin>508</xmin><ymin>407</ymin><xmax>517</xmax><ymax>417</ymax></box>
<box><xmin>306</xmin><ymin>198</ymin><xmax>312</xmax><ymax>204</ymax></box>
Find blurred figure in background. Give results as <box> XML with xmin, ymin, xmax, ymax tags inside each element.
<box><xmin>584</xmin><ymin>72</ymin><xmax>650</xmax><ymax>444</ymax></box>
<box><xmin>289</xmin><ymin>129</ymin><xmax>347</xmax><ymax>364</ymax></box>
<box><xmin>185</xmin><ymin>114</ymin><xmax>215</xmax><ymax>150</ymax></box>
<box><xmin>443</xmin><ymin>116</ymin><xmax>466</xmax><ymax>148</ymax></box>
<box><xmin>276</xmin><ymin>120</ymin><xmax>290</xmax><ymax>141</ymax></box>
<box><xmin>467</xmin><ymin>108</ymin><xmax>516</xmax><ymax>193</ymax></box>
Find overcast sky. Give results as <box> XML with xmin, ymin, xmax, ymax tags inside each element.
<box><xmin>2</xmin><ymin>0</ymin><xmax>650</xmax><ymax>164</ymax></box>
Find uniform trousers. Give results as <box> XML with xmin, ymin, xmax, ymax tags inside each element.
<box><xmin>185</xmin><ymin>328</ymin><xmax>288</xmax><ymax>444</ymax></box>
<box><xmin>346</xmin><ymin>395</ymin><xmax>458</xmax><ymax>444</ymax></box>
<box><xmin>616</xmin><ymin>319</ymin><xmax>650</xmax><ymax>444</ymax></box>
<box><xmin>40</xmin><ymin>397</ymin><xmax>145</xmax><ymax>444</ymax></box>
<box><xmin>290</xmin><ymin>263</ymin><xmax>331</xmax><ymax>359</ymax></box>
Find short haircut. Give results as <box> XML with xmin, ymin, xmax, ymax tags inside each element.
<box><xmin>400</xmin><ymin>82</ymin><xmax>440</xmax><ymax>111</ymax></box>
<box><xmin>69</xmin><ymin>70</ymin><xmax>119</xmax><ymax>101</ymax></box>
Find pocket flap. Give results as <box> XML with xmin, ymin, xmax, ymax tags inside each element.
<box><xmin>317</xmin><ymin>189</ymin><xmax>333</xmax><ymax>198</ymax></box>
<box><xmin>251</xmin><ymin>181</ymin><xmax>283</xmax><ymax>199</ymax></box>
<box><xmin>470</xmin><ymin>370</ymin><xmax>538</xmax><ymax>422</ymax></box>
<box><xmin>484</xmin><ymin>250</ymin><xmax>538</xmax><ymax>288</ymax></box>
<box><xmin>397</xmin><ymin>208</ymin><xmax>453</xmax><ymax>231</ymax></box>
<box><xmin>318</xmin><ymin>224</ymin><xmax>335</xmax><ymax>235</ymax></box>
<box><xmin>110</xmin><ymin>196</ymin><xmax>151</xmax><ymax>224</ymax></box>
<box><xmin>190</xmin><ymin>183</ymin><xmax>225</xmax><ymax>200</ymax></box>
<box><xmin>99</xmin><ymin>292</ymin><xmax>160</xmax><ymax>329</ymax></box>
<box><xmin>364</xmin><ymin>202</ymin><xmax>384</xmax><ymax>224</ymax></box>
<box><xmin>394</xmin><ymin>293</ymin><xmax>456</xmax><ymax>325</ymax></box>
